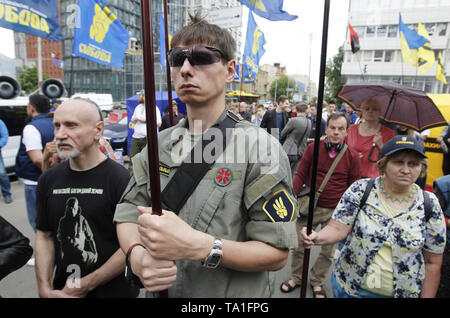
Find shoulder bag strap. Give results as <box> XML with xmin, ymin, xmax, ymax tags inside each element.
<box><xmin>161</xmin><ymin>111</ymin><xmax>240</xmax><ymax>214</ymax></box>
<box><xmin>317</xmin><ymin>144</ymin><xmax>348</xmax><ymax>197</ymax></box>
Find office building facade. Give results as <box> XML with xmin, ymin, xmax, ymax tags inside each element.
<box><xmin>342</xmin><ymin>0</ymin><xmax>450</xmax><ymax>93</ymax></box>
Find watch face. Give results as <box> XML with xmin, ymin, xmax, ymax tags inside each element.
<box><xmin>210</xmin><ymin>254</ymin><xmax>221</xmax><ymax>265</ymax></box>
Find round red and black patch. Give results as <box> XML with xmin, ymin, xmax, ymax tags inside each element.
<box><xmin>215</xmin><ymin>168</ymin><xmax>232</xmax><ymax>187</ymax></box>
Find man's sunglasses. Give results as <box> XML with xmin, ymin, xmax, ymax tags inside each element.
<box><xmin>167</xmin><ymin>45</ymin><xmax>226</xmax><ymax>67</ymax></box>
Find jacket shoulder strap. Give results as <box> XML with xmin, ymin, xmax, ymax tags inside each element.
<box><xmin>161</xmin><ymin>112</ymin><xmax>239</xmax><ymax>214</ymax></box>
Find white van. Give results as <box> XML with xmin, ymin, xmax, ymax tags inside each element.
<box><xmin>71</xmin><ymin>93</ymin><xmax>114</xmax><ymax>117</ymax></box>
<box><xmin>0</xmin><ymin>96</ymin><xmax>29</xmax><ymax>173</ymax></box>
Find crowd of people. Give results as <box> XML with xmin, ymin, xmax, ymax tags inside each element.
<box><xmin>0</xmin><ymin>14</ymin><xmax>449</xmax><ymax>299</ymax></box>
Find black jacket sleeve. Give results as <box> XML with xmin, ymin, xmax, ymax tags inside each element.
<box><xmin>0</xmin><ymin>216</ymin><xmax>33</xmax><ymax>281</ymax></box>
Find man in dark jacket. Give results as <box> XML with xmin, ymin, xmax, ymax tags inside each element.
<box><xmin>260</xmin><ymin>95</ymin><xmax>290</xmax><ymax>142</ymax></box>
<box><xmin>15</xmin><ymin>94</ymin><xmax>54</xmax><ymax>236</ymax></box>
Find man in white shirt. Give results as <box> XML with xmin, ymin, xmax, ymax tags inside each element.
<box><xmin>129</xmin><ymin>92</ymin><xmax>161</xmax><ymax>158</ymax></box>
<box><xmin>15</xmin><ymin>94</ymin><xmax>54</xmax><ymax>266</ymax></box>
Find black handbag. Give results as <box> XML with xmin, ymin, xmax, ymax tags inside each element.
<box><xmin>0</xmin><ymin>216</ymin><xmax>33</xmax><ymax>281</ymax></box>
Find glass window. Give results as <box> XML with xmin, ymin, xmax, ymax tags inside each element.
<box><xmin>363</xmin><ymin>51</ymin><xmax>373</xmax><ymax>62</ymax></box>
<box><xmin>374</xmin><ymin>51</ymin><xmax>384</xmax><ymax>62</ymax></box>
<box><xmin>354</xmin><ymin>26</ymin><xmax>365</xmax><ymax>39</ymax></box>
<box><xmin>366</xmin><ymin>26</ymin><xmax>376</xmax><ymax>37</ymax></box>
<box><xmin>425</xmin><ymin>23</ymin><xmax>436</xmax><ymax>36</ymax></box>
<box><xmin>437</xmin><ymin>23</ymin><xmax>448</xmax><ymax>36</ymax></box>
<box><xmin>424</xmin><ymin>78</ymin><xmax>434</xmax><ymax>93</ymax></box>
<box><xmin>388</xmin><ymin>25</ymin><xmax>398</xmax><ymax>38</ymax></box>
<box><xmin>377</xmin><ymin>25</ymin><xmax>387</xmax><ymax>37</ymax></box>
<box><xmin>385</xmin><ymin>50</ymin><xmax>393</xmax><ymax>62</ymax></box>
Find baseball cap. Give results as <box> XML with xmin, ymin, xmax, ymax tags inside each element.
<box><xmin>380</xmin><ymin>135</ymin><xmax>427</xmax><ymax>159</ymax></box>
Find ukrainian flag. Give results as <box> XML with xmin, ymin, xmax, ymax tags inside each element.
<box><xmin>399</xmin><ymin>14</ymin><xmax>428</xmax><ymax>67</ymax></box>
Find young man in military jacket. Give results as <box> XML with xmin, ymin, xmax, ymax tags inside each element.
<box><xmin>114</xmin><ymin>14</ymin><xmax>298</xmax><ymax>298</ymax></box>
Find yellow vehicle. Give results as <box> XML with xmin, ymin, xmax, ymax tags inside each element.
<box><xmin>424</xmin><ymin>94</ymin><xmax>450</xmax><ymax>190</ymax></box>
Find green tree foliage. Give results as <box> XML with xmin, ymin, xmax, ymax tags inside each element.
<box><xmin>269</xmin><ymin>76</ymin><xmax>298</xmax><ymax>101</ymax></box>
<box><xmin>325</xmin><ymin>46</ymin><xmax>344</xmax><ymax>105</ymax></box>
<box><xmin>18</xmin><ymin>66</ymin><xmax>49</xmax><ymax>94</ymax></box>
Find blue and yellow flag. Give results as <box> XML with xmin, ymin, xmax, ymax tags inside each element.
<box><xmin>242</xmin><ymin>12</ymin><xmax>266</xmax><ymax>84</ymax></box>
<box><xmin>72</xmin><ymin>0</ymin><xmax>130</xmax><ymax>69</ymax></box>
<box><xmin>417</xmin><ymin>23</ymin><xmax>435</xmax><ymax>75</ymax></box>
<box><xmin>237</xmin><ymin>0</ymin><xmax>297</xmax><ymax>21</ymax></box>
<box><xmin>437</xmin><ymin>51</ymin><xmax>447</xmax><ymax>84</ymax></box>
<box><xmin>0</xmin><ymin>0</ymin><xmax>63</xmax><ymax>41</ymax></box>
<box><xmin>399</xmin><ymin>14</ymin><xmax>428</xmax><ymax>67</ymax></box>
<box><xmin>159</xmin><ymin>13</ymin><xmax>172</xmax><ymax>68</ymax></box>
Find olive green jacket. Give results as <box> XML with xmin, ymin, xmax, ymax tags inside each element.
<box><xmin>114</xmin><ymin>110</ymin><xmax>298</xmax><ymax>298</ymax></box>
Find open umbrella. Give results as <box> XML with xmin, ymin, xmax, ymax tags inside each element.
<box><xmin>337</xmin><ymin>82</ymin><xmax>448</xmax><ymax>132</ymax></box>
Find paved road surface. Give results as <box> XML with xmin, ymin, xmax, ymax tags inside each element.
<box><xmin>0</xmin><ymin>180</ymin><xmax>332</xmax><ymax>298</ymax></box>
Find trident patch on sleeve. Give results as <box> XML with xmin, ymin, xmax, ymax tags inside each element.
<box><xmin>262</xmin><ymin>190</ymin><xmax>295</xmax><ymax>223</ymax></box>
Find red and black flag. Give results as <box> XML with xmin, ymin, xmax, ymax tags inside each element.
<box><xmin>349</xmin><ymin>23</ymin><xmax>360</xmax><ymax>54</ymax></box>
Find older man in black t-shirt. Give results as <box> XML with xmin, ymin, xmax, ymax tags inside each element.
<box><xmin>35</xmin><ymin>98</ymin><xmax>138</xmax><ymax>298</ymax></box>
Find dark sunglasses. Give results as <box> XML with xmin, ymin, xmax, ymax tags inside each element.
<box><xmin>167</xmin><ymin>45</ymin><xmax>225</xmax><ymax>67</ymax></box>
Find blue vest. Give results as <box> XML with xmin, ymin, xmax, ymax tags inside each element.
<box><xmin>15</xmin><ymin>114</ymin><xmax>54</xmax><ymax>181</ymax></box>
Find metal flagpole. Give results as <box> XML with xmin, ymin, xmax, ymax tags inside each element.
<box><xmin>163</xmin><ymin>0</ymin><xmax>174</xmax><ymax>126</ymax></box>
<box><xmin>140</xmin><ymin>0</ymin><xmax>168</xmax><ymax>298</ymax></box>
<box><xmin>300</xmin><ymin>0</ymin><xmax>331</xmax><ymax>299</ymax></box>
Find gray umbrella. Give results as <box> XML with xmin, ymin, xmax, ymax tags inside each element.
<box><xmin>337</xmin><ymin>82</ymin><xmax>447</xmax><ymax>132</ymax></box>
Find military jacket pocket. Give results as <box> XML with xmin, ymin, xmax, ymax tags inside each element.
<box><xmin>191</xmin><ymin>186</ymin><xmax>226</xmax><ymax>233</ymax></box>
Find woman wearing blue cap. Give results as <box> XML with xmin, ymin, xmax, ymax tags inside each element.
<box><xmin>301</xmin><ymin>135</ymin><xmax>446</xmax><ymax>298</ymax></box>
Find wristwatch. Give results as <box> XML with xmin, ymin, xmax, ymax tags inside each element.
<box><xmin>201</xmin><ymin>238</ymin><xmax>223</xmax><ymax>269</ymax></box>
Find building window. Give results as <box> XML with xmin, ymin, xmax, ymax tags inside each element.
<box><xmin>377</xmin><ymin>25</ymin><xmax>387</xmax><ymax>37</ymax></box>
<box><xmin>384</xmin><ymin>50</ymin><xmax>393</xmax><ymax>62</ymax></box>
<box><xmin>388</xmin><ymin>25</ymin><xmax>398</xmax><ymax>38</ymax></box>
<box><xmin>354</xmin><ymin>26</ymin><xmax>365</xmax><ymax>38</ymax></box>
<box><xmin>374</xmin><ymin>50</ymin><xmax>384</xmax><ymax>62</ymax></box>
<box><xmin>363</xmin><ymin>51</ymin><xmax>373</xmax><ymax>62</ymax></box>
<box><xmin>366</xmin><ymin>26</ymin><xmax>376</xmax><ymax>37</ymax></box>
<box><xmin>437</xmin><ymin>23</ymin><xmax>448</xmax><ymax>36</ymax></box>
<box><xmin>425</xmin><ymin>23</ymin><xmax>436</xmax><ymax>36</ymax></box>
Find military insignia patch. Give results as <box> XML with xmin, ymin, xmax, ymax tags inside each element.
<box><xmin>215</xmin><ymin>168</ymin><xmax>232</xmax><ymax>187</ymax></box>
<box><xmin>262</xmin><ymin>190</ymin><xmax>295</xmax><ymax>223</ymax></box>
<box><xmin>159</xmin><ymin>163</ymin><xmax>171</xmax><ymax>177</ymax></box>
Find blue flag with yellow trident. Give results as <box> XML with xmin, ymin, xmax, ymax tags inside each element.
<box><xmin>237</xmin><ymin>0</ymin><xmax>297</xmax><ymax>21</ymax></box>
<box><xmin>72</xmin><ymin>0</ymin><xmax>130</xmax><ymax>69</ymax></box>
<box><xmin>242</xmin><ymin>12</ymin><xmax>266</xmax><ymax>83</ymax></box>
<box><xmin>0</xmin><ymin>0</ymin><xmax>63</xmax><ymax>41</ymax></box>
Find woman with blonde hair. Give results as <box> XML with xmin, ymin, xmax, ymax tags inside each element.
<box><xmin>346</xmin><ymin>99</ymin><xmax>396</xmax><ymax>178</ymax></box>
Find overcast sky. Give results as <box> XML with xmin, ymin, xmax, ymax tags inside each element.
<box><xmin>0</xmin><ymin>0</ymin><xmax>350</xmax><ymax>85</ymax></box>
<box><xmin>240</xmin><ymin>0</ymin><xmax>350</xmax><ymax>85</ymax></box>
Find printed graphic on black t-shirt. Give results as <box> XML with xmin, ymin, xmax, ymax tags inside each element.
<box><xmin>57</xmin><ymin>197</ymin><xmax>98</xmax><ymax>271</ymax></box>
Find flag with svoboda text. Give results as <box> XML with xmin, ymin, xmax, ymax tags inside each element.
<box><xmin>242</xmin><ymin>11</ymin><xmax>266</xmax><ymax>83</ymax></box>
<box><xmin>72</xmin><ymin>0</ymin><xmax>130</xmax><ymax>69</ymax></box>
<box><xmin>0</xmin><ymin>0</ymin><xmax>63</xmax><ymax>41</ymax></box>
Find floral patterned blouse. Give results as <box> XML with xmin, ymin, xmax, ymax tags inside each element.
<box><xmin>332</xmin><ymin>177</ymin><xmax>446</xmax><ymax>298</ymax></box>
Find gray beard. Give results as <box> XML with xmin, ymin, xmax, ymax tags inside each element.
<box><xmin>56</xmin><ymin>141</ymin><xmax>82</xmax><ymax>159</ymax></box>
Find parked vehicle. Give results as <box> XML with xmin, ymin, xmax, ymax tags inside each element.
<box><xmin>71</xmin><ymin>93</ymin><xmax>114</xmax><ymax>118</ymax></box>
<box><xmin>103</xmin><ymin>116</ymin><xmax>128</xmax><ymax>155</ymax></box>
<box><xmin>0</xmin><ymin>97</ymin><xmax>29</xmax><ymax>173</ymax></box>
